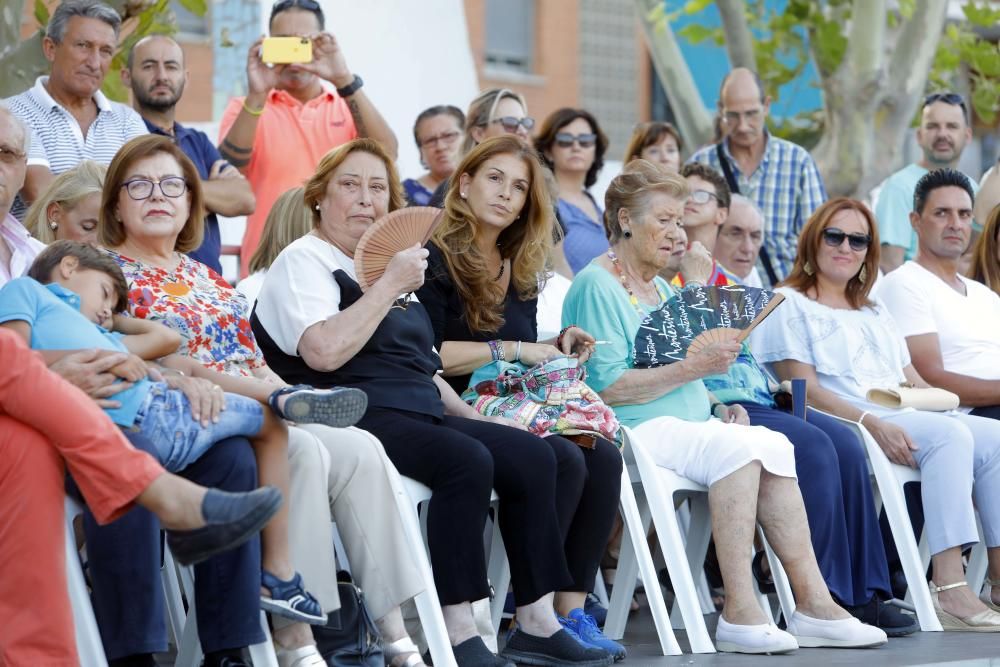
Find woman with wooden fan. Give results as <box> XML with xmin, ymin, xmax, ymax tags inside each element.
<box><xmin>252</xmin><ymin>138</ymin><xmax>617</xmax><ymax>667</ymax></box>
<box><xmin>753</xmin><ymin>196</ymin><xmax>1000</xmax><ymax>632</ymax></box>
<box><xmin>415</xmin><ymin>135</ymin><xmax>626</xmax><ymax>658</ymax></box>
<box><xmin>562</xmin><ymin>160</ymin><xmax>887</xmax><ymax>654</ymax></box>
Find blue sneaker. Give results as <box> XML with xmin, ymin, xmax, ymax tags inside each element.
<box><xmin>559</xmin><ymin>608</ymin><xmax>626</xmax><ymax>661</ymax></box>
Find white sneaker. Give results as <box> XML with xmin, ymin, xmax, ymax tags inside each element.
<box><xmin>786</xmin><ymin>611</ymin><xmax>888</xmax><ymax>648</ymax></box>
<box><xmin>715</xmin><ymin>616</ymin><xmax>798</xmax><ymax>654</ymax></box>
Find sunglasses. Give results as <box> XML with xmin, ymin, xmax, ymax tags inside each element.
<box><xmin>490</xmin><ymin>116</ymin><xmax>535</xmax><ymax>133</ymax></box>
<box><xmin>822</xmin><ymin>227</ymin><xmax>871</xmax><ymax>252</ymax></box>
<box><xmin>689</xmin><ymin>189</ymin><xmax>720</xmax><ymax>205</ymax></box>
<box><xmin>554</xmin><ymin>132</ymin><xmax>596</xmax><ymax>148</ymax></box>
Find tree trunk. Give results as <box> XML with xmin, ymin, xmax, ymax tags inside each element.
<box><xmin>1</xmin><ymin>0</ymin><xmax>26</xmax><ymax>53</ymax></box>
<box><xmin>0</xmin><ymin>32</ymin><xmax>46</xmax><ymax>99</ymax></box>
<box><xmin>633</xmin><ymin>0</ymin><xmax>714</xmax><ymax>149</ymax></box>
<box><xmin>716</xmin><ymin>0</ymin><xmax>756</xmax><ymax>71</ymax></box>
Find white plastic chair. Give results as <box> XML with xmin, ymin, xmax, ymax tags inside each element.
<box><xmin>607</xmin><ymin>426</ymin><xmax>796</xmax><ymax>653</ymax></box>
<box><xmin>64</xmin><ymin>496</ymin><xmax>109</xmax><ymax>667</ymax></box>
<box><xmin>807</xmin><ymin>407</ymin><xmax>986</xmax><ymax>632</ymax></box>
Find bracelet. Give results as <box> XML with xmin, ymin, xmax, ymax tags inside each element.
<box><xmin>710</xmin><ymin>402</ymin><xmax>724</xmax><ymax>418</ymax></box>
<box><xmin>242</xmin><ymin>99</ymin><xmax>265</xmax><ymax>116</ymax></box>
<box><xmin>488</xmin><ymin>339</ymin><xmax>506</xmax><ymax>361</ymax></box>
<box><xmin>557</xmin><ymin>325</ymin><xmax>577</xmax><ymax>350</ymax></box>
<box><xmin>515</xmin><ymin>340</ymin><xmax>522</xmax><ymax>362</ymax></box>
<box><xmin>858</xmin><ymin>410</ymin><xmax>871</xmax><ymax>426</ymax></box>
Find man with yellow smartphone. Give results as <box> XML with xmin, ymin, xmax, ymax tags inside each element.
<box><xmin>219</xmin><ymin>0</ymin><xmax>398</xmax><ymax>278</ymax></box>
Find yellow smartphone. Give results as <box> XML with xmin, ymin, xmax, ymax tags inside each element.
<box><xmin>261</xmin><ymin>36</ymin><xmax>313</xmax><ymax>64</ymax></box>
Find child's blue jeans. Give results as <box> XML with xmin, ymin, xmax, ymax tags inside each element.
<box><xmin>132</xmin><ymin>382</ymin><xmax>264</xmax><ymax>472</ymax></box>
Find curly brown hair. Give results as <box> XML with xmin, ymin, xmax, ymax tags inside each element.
<box><xmin>436</xmin><ymin>135</ymin><xmax>554</xmax><ymax>333</ymax></box>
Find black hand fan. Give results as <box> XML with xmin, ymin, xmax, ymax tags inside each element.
<box><xmin>632</xmin><ymin>285</ymin><xmax>784</xmax><ymax>367</ymax></box>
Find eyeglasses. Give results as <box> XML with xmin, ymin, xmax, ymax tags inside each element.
<box><xmin>721</xmin><ymin>107</ymin><xmax>763</xmax><ymax>125</ymax></box>
<box><xmin>554</xmin><ymin>132</ymin><xmax>596</xmax><ymax>148</ymax></box>
<box><xmin>822</xmin><ymin>227</ymin><xmax>871</xmax><ymax>252</ymax></box>
<box><xmin>419</xmin><ymin>131</ymin><xmax>460</xmax><ymax>149</ymax></box>
<box><xmin>490</xmin><ymin>116</ymin><xmax>535</xmax><ymax>133</ymax></box>
<box><xmin>689</xmin><ymin>189</ymin><xmax>720</xmax><ymax>205</ymax></box>
<box><xmin>0</xmin><ymin>145</ymin><xmax>26</xmax><ymax>165</ymax></box>
<box><xmin>924</xmin><ymin>92</ymin><xmax>968</xmax><ymax>118</ymax></box>
<box><xmin>121</xmin><ymin>176</ymin><xmax>188</xmax><ymax>200</ymax></box>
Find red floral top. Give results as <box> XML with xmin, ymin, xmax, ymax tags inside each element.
<box><xmin>107</xmin><ymin>250</ymin><xmax>266</xmax><ymax>377</ymax></box>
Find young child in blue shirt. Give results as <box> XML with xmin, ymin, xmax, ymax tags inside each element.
<box><xmin>0</xmin><ymin>240</ymin><xmax>365</xmax><ymax>624</ymax></box>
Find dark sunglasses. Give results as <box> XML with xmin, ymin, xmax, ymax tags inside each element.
<box><xmin>822</xmin><ymin>227</ymin><xmax>871</xmax><ymax>251</ymax></box>
<box><xmin>554</xmin><ymin>132</ymin><xmax>596</xmax><ymax>148</ymax></box>
<box><xmin>490</xmin><ymin>116</ymin><xmax>535</xmax><ymax>132</ymax></box>
<box><xmin>924</xmin><ymin>92</ymin><xmax>968</xmax><ymax>118</ymax></box>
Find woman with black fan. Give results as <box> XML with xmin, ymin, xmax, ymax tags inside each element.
<box><xmin>415</xmin><ymin>135</ymin><xmax>625</xmax><ymax>659</ymax></box>
<box><xmin>252</xmin><ymin>138</ymin><xmax>617</xmax><ymax>667</ymax></box>
<box><xmin>562</xmin><ymin>160</ymin><xmax>886</xmax><ymax>654</ymax></box>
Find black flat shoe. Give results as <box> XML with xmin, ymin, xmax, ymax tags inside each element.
<box><xmin>500</xmin><ymin>628</ymin><xmax>612</xmax><ymax>667</ymax></box>
<box><xmin>453</xmin><ymin>636</ymin><xmax>514</xmax><ymax>667</ymax></box>
<box><xmin>167</xmin><ymin>486</ymin><xmax>282</xmax><ymax>566</ymax></box>
<box><xmin>846</xmin><ymin>597</ymin><xmax>919</xmax><ymax>637</ymax></box>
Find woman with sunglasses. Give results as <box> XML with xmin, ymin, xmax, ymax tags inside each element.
<box><xmin>427</xmin><ymin>89</ymin><xmax>535</xmax><ymax>208</ymax></box>
<box><xmin>752</xmin><ymin>197</ymin><xmax>1000</xmax><ymax>632</ymax></box>
<box><xmin>534</xmin><ymin>108</ymin><xmax>610</xmax><ymax>276</ymax></box>
<box><xmin>404</xmin><ymin>106</ymin><xmax>465</xmax><ymax>206</ymax></box>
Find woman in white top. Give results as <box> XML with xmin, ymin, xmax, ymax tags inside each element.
<box><xmin>752</xmin><ymin>197</ymin><xmax>1000</xmax><ymax>632</ymax></box>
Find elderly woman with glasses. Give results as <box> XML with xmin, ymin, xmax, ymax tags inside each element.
<box><xmin>752</xmin><ymin>197</ymin><xmax>1000</xmax><ymax>633</ymax></box>
<box><xmin>404</xmin><ymin>105</ymin><xmax>465</xmax><ymax>206</ymax></box>
<box><xmin>563</xmin><ymin>160</ymin><xmax>887</xmax><ymax>654</ymax></box>
<box><xmin>533</xmin><ymin>108</ymin><xmax>609</xmax><ymax>276</ymax></box>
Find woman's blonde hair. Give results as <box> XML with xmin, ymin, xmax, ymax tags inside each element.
<box><xmin>436</xmin><ymin>135</ymin><xmax>553</xmax><ymax>333</ymax></box>
<box><xmin>462</xmin><ymin>88</ymin><xmax>527</xmax><ymax>155</ymax></box>
<box><xmin>99</xmin><ymin>135</ymin><xmax>205</xmax><ymax>253</ymax></box>
<box><xmin>970</xmin><ymin>204</ymin><xmax>1000</xmax><ymax>295</ymax></box>
<box><xmin>604</xmin><ymin>159</ymin><xmax>689</xmax><ymax>244</ymax></box>
<box><xmin>25</xmin><ymin>160</ymin><xmax>106</xmax><ymax>244</ymax></box>
<box><xmin>303</xmin><ymin>138</ymin><xmax>405</xmax><ymax>226</ymax></box>
<box><xmin>248</xmin><ymin>187</ymin><xmax>312</xmax><ymax>274</ymax></box>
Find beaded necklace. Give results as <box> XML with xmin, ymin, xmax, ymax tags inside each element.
<box><xmin>607</xmin><ymin>249</ymin><xmax>666</xmax><ymax>315</ymax></box>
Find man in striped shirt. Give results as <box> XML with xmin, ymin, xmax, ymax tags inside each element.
<box><xmin>4</xmin><ymin>0</ymin><xmax>147</xmax><ymax>220</ymax></box>
<box><xmin>689</xmin><ymin>68</ymin><xmax>826</xmax><ymax>286</ymax></box>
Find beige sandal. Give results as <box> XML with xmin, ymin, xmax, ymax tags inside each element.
<box><xmin>930</xmin><ymin>581</ymin><xmax>1000</xmax><ymax>632</ymax></box>
<box><xmin>980</xmin><ymin>578</ymin><xmax>1000</xmax><ymax>613</ymax></box>
<box><xmin>384</xmin><ymin>637</ymin><xmax>427</xmax><ymax>667</ymax></box>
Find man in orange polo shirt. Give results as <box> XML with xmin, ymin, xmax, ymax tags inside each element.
<box><xmin>220</xmin><ymin>0</ymin><xmax>398</xmax><ymax>277</ymax></box>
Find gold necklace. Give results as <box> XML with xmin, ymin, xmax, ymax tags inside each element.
<box><xmin>607</xmin><ymin>249</ymin><xmax>666</xmax><ymax>315</ymax></box>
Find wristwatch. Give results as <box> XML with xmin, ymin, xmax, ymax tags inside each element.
<box><xmin>336</xmin><ymin>74</ymin><xmax>363</xmax><ymax>97</ymax></box>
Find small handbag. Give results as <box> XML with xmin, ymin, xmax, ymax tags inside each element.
<box><xmin>462</xmin><ymin>355</ymin><xmax>622</xmax><ymax>448</ymax></box>
<box><xmin>312</xmin><ymin>571</ymin><xmax>384</xmax><ymax>667</ymax></box>
<box><xmin>866</xmin><ymin>383</ymin><xmax>960</xmax><ymax>412</ymax></box>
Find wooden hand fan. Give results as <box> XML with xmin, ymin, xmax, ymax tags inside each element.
<box><xmin>354</xmin><ymin>206</ymin><xmax>443</xmax><ymax>290</ymax></box>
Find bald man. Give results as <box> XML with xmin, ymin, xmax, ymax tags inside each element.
<box><xmin>715</xmin><ymin>194</ymin><xmax>765</xmax><ymax>288</ymax></box>
<box><xmin>0</xmin><ymin>105</ymin><xmax>44</xmax><ymax>289</ymax></box>
<box><xmin>689</xmin><ymin>68</ymin><xmax>826</xmax><ymax>286</ymax></box>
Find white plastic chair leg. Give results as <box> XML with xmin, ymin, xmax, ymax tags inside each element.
<box><xmin>486</xmin><ymin>518</ymin><xmax>510</xmax><ymax>636</ymax></box>
<box><xmin>967</xmin><ymin>517</ymin><xmax>989</xmax><ymax>594</ymax></box>
<box><xmin>64</xmin><ymin>497</ymin><xmax>109</xmax><ymax>667</ymax></box>
<box><xmin>592</xmin><ymin>570</ymin><xmax>610</xmax><ymax>608</ymax></box>
<box><xmin>759</xmin><ymin>531</ymin><xmax>796</xmax><ymax>623</ymax></box>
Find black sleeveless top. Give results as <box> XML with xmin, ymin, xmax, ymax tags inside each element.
<box><xmin>251</xmin><ymin>269</ymin><xmax>445</xmax><ymax>418</ymax></box>
<box><xmin>416</xmin><ymin>243</ymin><xmax>538</xmax><ymax>395</ymax></box>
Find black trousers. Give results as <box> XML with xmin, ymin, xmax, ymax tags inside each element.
<box><xmin>357</xmin><ymin>408</ymin><xmax>621</xmax><ymax>607</ymax></box>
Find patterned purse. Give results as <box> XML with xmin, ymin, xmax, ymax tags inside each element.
<box><xmin>461</xmin><ymin>355</ymin><xmax>622</xmax><ymax>448</ymax></box>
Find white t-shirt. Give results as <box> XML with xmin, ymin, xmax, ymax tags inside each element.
<box><xmin>750</xmin><ymin>287</ymin><xmax>911</xmax><ymax>416</ymax></box>
<box><xmin>877</xmin><ymin>261</ymin><xmax>1000</xmax><ymax>383</ymax></box>
<box><xmin>254</xmin><ymin>233</ymin><xmax>420</xmax><ymax>358</ymax></box>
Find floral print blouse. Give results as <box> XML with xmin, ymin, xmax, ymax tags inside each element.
<box><xmin>107</xmin><ymin>250</ymin><xmax>265</xmax><ymax>377</ymax></box>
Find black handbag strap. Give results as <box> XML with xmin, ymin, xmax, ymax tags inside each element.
<box><xmin>714</xmin><ymin>143</ymin><xmax>780</xmax><ymax>286</ymax></box>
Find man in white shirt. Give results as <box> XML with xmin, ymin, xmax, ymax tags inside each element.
<box><xmin>714</xmin><ymin>194</ymin><xmax>765</xmax><ymax>288</ymax></box>
<box><xmin>0</xmin><ymin>106</ymin><xmax>44</xmax><ymax>288</ymax></box>
<box><xmin>878</xmin><ymin>169</ymin><xmax>1000</xmax><ymax>419</ymax></box>
<box><xmin>4</xmin><ymin>0</ymin><xmax>147</xmax><ymax>219</ymax></box>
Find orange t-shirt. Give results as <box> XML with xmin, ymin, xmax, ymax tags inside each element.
<box><xmin>219</xmin><ymin>88</ymin><xmax>357</xmax><ymax>277</ymax></box>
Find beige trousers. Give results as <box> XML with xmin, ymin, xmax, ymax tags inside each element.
<box><xmin>281</xmin><ymin>424</ymin><xmax>424</xmax><ymax>624</ymax></box>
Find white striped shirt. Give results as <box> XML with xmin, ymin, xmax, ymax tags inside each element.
<box><xmin>4</xmin><ymin>76</ymin><xmax>147</xmax><ymax>219</ymax></box>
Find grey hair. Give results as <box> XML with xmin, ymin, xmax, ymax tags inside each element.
<box><xmin>47</xmin><ymin>0</ymin><xmax>121</xmax><ymax>43</ymax></box>
<box><xmin>726</xmin><ymin>194</ymin><xmax>765</xmax><ymax>235</ymax></box>
<box><xmin>0</xmin><ymin>104</ymin><xmax>31</xmax><ymax>153</ymax></box>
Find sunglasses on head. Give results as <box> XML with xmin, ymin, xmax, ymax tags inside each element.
<box><xmin>924</xmin><ymin>92</ymin><xmax>968</xmax><ymax>116</ymax></box>
<box><xmin>554</xmin><ymin>132</ymin><xmax>596</xmax><ymax>148</ymax></box>
<box><xmin>822</xmin><ymin>227</ymin><xmax>871</xmax><ymax>251</ymax></box>
<box><xmin>490</xmin><ymin>116</ymin><xmax>535</xmax><ymax>132</ymax></box>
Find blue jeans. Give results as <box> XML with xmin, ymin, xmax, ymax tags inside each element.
<box><xmin>133</xmin><ymin>382</ymin><xmax>264</xmax><ymax>472</ymax></box>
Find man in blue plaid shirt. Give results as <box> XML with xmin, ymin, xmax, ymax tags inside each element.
<box><xmin>689</xmin><ymin>68</ymin><xmax>826</xmax><ymax>286</ymax></box>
